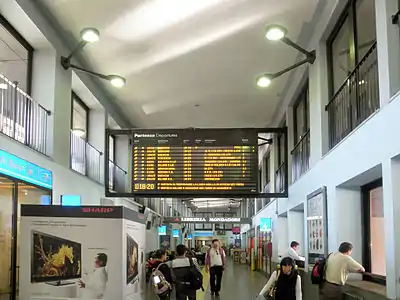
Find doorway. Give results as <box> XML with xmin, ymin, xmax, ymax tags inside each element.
<box><xmin>0</xmin><ymin>176</ymin><xmax>52</xmax><ymax>300</ymax></box>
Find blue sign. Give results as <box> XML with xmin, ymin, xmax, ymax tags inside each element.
<box><xmin>194</xmin><ymin>231</ymin><xmax>213</xmax><ymax>237</ymax></box>
<box><xmin>40</xmin><ymin>195</ymin><xmax>51</xmax><ymax>205</ymax></box>
<box><xmin>173</xmin><ymin>229</ymin><xmax>180</xmax><ymax>238</ymax></box>
<box><xmin>0</xmin><ymin>150</ymin><xmax>52</xmax><ymax>189</ymax></box>
<box><xmin>158</xmin><ymin>225</ymin><xmax>167</xmax><ymax>236</ymax></box>
<box><xmin>260</xmin><ymin>218</ymin><xmax>272</xmax><ymax>232</ymax></box>
<box><xmin>61</xmin><ymin>195</ymin><xmax>81</xmax><ymax>206</ymax></box>
<box><xmin>187</xmin><ymin>234</ymin><xmax>193</xmax><ymax>240</ymax></box>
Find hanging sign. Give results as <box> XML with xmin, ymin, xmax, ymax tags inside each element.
<box><xmin>164</xmin><ymin>217</ymin><xmax>251</xmax><ymax>224</ymax></box>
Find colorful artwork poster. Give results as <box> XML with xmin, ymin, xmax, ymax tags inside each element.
<box><xmin>307</xmin><ymin>190</ymin><xmax>325</xmax><ymax>255</ymax></box>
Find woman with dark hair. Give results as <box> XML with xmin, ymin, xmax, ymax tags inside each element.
<box><xmin>258</xmin><ymin>257</ymin><xmax>302</xmax><ymax>300</ymax></box>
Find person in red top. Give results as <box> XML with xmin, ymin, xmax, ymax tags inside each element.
<box><xmin>205</xmin><ymin>239</ymin><xmax>226</xmax><ymax>296</ymax></box>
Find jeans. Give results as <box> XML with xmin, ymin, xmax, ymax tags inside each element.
<box><xmin>210</xmin><ymin>266</ymin><xmax>223</xmax><ymax>293</ymax></box>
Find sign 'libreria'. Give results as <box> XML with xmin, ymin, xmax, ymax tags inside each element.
<box><xmin>164</xmin><ymin>217</ymin><xmax>251</xmax><ymax>224</ymax></box>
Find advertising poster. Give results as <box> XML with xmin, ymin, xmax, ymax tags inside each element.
<box><xmin>20</xmin><ymin>205</ymin><xmax>146</xmax><ymax>300</ymax></box>
<box><xmin>307</xmin><ymin>187</ymin><xmax>328</xmax><ymax>265</ymax></box>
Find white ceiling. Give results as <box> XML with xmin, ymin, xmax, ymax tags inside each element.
<box><xmin>39</xmin><ymin>0</ymin><xmax>320</xmax><ymax>128</ymax></box>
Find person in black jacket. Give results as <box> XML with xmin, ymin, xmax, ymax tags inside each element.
<box><xmin>153</xmin><ymin>249</ymin><xmax>173</xmax><ymax>300</ymax></box>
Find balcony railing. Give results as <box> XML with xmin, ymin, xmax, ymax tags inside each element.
<box><xmin>70</xmin><ymin>131</ymin><xmax>103</xmax><ymax>183</ymax></box>
<box><xmin>326</xmin><ymin>42</ymin><xmax>379</xmax><ymax>149</ymax></box>
<box><xmin>291</xmin><ymin>129</ymin><xmax>310</xmax><ymax>182</ymax></box>
<box><xmin>109</xmin><ymin>160</ymin><xmax>127</xmax><ymax>193</ymax></box>
<box><xmin>262</xmin><ymin>181</ymin><xmax>271</xmax><ymax>208</ymax></box>
<box><xmin>275</xmin><ymin>162</ymin><xmax>286</xmax><ymax>193</ymax></box>
<box><xmin>0</xmin><ymin>73</ymin><xmax>50</xmax><ymax>154</ymax></box>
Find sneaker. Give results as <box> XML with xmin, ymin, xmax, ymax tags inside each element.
<box><xmin>210</xmin><ymin>291</ymin><xmax>215</xmax><ymax>296</ymax></box>
<box><xmin>215</xmin><ymin>292</ymin><xmax>220</xmax><ymax>297</ymax></box>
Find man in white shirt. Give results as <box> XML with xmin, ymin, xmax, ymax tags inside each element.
<box><xmin>321</xmin><ymin>242</ymin><xmax>365</xmax><ymax>300</ymax></box>
<box><xmin>284</xmin><ymin>241</ymin><xmax>305</xmax><ymax>262</ymax></box>
<box><xmin>205</xmin><ymin>239</ymin><xmax>226</xmax><ymax>296</ymax></box>
<box><xmin>78</xmin><ymin>253</ymin><xmax>108</xmax><ymax>299</ymax></box>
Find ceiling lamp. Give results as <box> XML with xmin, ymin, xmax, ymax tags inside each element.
<box><xmin>265</xmin><ymin>25</ymin><xmax>287</xmax><ymax>41</ymax></box>
<box><xmin>80</xmin><ymin>28</ymin><xmax>100</xmax><ymax>43</ymax></box>
<box><xmin>61</xmin><ymin>28</ymin><xmax>126</xmax><ymax>88</ymax></box>
<box><xmin>256</xmin><ymin>25</ymin><xmax>315</xmax><ymax>88</ymax></box>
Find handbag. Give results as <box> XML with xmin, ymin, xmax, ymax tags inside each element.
<box><xmin>265</xmin><ymin>270</ymin><xmax>280</xmax><ymax>300</ymax></box>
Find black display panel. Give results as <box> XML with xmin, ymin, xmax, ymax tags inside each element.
<box><xmin>131</xmin><ymin>128</ymin><xmax>259</xmax><ymax>196</ymax></box>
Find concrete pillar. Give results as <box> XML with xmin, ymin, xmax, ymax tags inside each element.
<box><xmin>309</xmin><ymin>43</ymin><xmax>330</xmax><ymax>164</ymax></box>
<box><xmin>375</xmin><ymin>0</ymin><xmax>400</xmax><ymax>106</ymax></box>
<box><xmin>31</xmin><ymin>48</ymin><xmax>72</xmax><ymax>167</ymax></box>
<box><xmin>287</xmin><ymin>210</ymin><xmax>305</xmax><ymax>256</ymax></box>
<box><xmin>88</xmin><ymin>108</ymin><xmax>107</xmax><ymax>183</ymax></box>
<box><xmin>382</xmin><ymin>157</ymin><xmax>400</xmax><ymax>299</ymax></box>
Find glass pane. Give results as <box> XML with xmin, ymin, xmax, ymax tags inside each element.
<box><xmin>0</xmin><ymin>177</ymin><xmax>13</xmax><ymax>299</ymax></box>
<box><xmin>0</xmin><ymin>24</ymin><xmax>29</xmax><ymax>92</ymax></box>
<box><xmin>295</xmin><ymin>100</ymin><xmax>305</xmax><ymax>142</ymax></box>
<box><xmin>72</xmin><ymin>98</ymin><xmax>88</xmax><ymax>139</ymax></box>
<box><xmin>16</xmin><ymin>184</ymin><xmax>51</xmax><ymax>298</ymax></box>
<box><xmin>331</xmin><ymin>15</ymin><xmax>352</xmax><ymax>94</ymax></box>
<box><xmin>109</xmin><ymin>136</ymin><xmax>115</xmax><ymax>162</ymax></box>
<box><xmin>356</xmin><ymin>0</ymin><xmax>376</xmax><ymax>60</ymax></box>
<box><xmin>369</xmin><ymin>186</ymin><xmax>385</xmax><ymax>276</ymax></box>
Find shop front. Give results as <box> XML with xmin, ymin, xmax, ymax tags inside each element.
<box><xmin>0</xmin><ymin>149</ymin><xmax>52</xmax><ymax>300</ymax></box>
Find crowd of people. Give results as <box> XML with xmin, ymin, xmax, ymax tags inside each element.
<box><xmin>149</xmin><ymin>239</ymin><xmax>226</xmax><ymax>300</ymax></box>
<box><xmin>149</xmin><ymin>239</ymin><xmax>364</xmax><ymax>300</ymax></box>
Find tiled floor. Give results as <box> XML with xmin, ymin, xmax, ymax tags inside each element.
<box><xmin>144</xmin><ymin>259</ymin><xmax>268</xmax><ymax>300</ymax></box>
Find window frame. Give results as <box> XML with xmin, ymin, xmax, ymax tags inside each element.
<box><xmin>71</xmin><ymin>92</ymin><xmax>90</xmax><ymax>141</ymax></box>
<box><xmin>0</xmin><ymin>14</ymin><xmax>34</xmax><ymax>94</ymax></box>
<box><xmin>361</xmin><ymin>178</ymin><xmax>386</xmax><ymax>285</ymax></box>
<box><xmin>293</xmin><ymin>83</ymin><xmax>310</xmax><ymax>145</ymax></box>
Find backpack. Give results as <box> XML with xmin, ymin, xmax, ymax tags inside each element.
<box><xmin>151</xmin><ymin>263</ymin><xmax>171</xmax><ymax>295</ymax></box>
<box><xmin>311</xmin><ymin>253</ymin><xmax>331</xmax><ymax>285</ymax></box>
<box><xmin>187</xmin><ymin>257</ymin><xmax>204</xmax><ymax>291</ymax></box>
<box><xmin>265</xmin><ymin>269</ymin><xmax>280</xmax><ymax>300</ymax></box>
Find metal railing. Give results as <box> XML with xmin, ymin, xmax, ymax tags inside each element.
<box><xmin>70</xmin><ymin>131</ymin><xmax>103</xmax><ymax>183</ymax></box>
<box><xmin>0</xmin><ymin>73</ymin><xmax>50</xmax><ymax>154</ymax></box>
<box><xmin>275</xmin><ymin>162</ymin><xmax>286</xmax><ymax>193</ymax></box>
<box><xmin>326</xmin><ymin>42</ymin><xmax>379</xmax><ymax>149</ymax></box>
<box><xmin>291</xmin><ymin>130</ymin><xmax>310</xmax><ymax>182</ymax></box>
<box><xmin>109</xmin><ymin>160</ymin><xmax>127</xmax><ymax>193</ymax></box>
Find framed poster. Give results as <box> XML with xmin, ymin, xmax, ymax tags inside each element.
<box><xmin>307</xmin><ymin>187</ymin><xmax>328</xmax><ymax>265</ymax></box>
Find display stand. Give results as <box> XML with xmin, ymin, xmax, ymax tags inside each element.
<box><xmin>19</xmin><ymin>205</ymin><xmax>146</xmax><ymax>300</ymax></box>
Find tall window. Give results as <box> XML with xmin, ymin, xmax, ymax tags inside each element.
<box><xmin>0</xmin><ymin>15</ymin><xmax>33</xmax><ymax>93</ymax></box>
<box><xmin>109</xmin><ymin>135</ymin><xmax>115</xmax><ymax>162</ymax></box>
<box><xmin>71</xmin><ymin>93</ymin><xmax>89</xmax><ymax>140</ymax></box>
<box><xmin>293</xmin><ymin>84</ymin><xmax>309</xmax><ymax>144</ymax></box>
<box><xmin>362</xmin><ymin>179</ymin><xmax>385</xmax><ymax>284</ymax></box>
<box><xmin>328</xmin><ymin>0</ymin><xmax>376</xmax><ymax>96</ymax></box>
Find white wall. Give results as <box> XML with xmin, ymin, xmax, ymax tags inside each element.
<box><xmin>0</xmin><ymin>135</ymin><xmax>104</xmax><ymax>204</ymax></box>
<box><xmin>287</xmin><ymin>211</ymin><xmax>305</xmax><ymax>256</ymax></box>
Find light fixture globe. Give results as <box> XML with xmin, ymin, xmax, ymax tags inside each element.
<box><xmin>265</xmin><ymin>25</ymin><xmax>287</xmax><ymax>41</ymax></box>
<box><xmin>80</xmin><ymin>28</ymin><xmax>100</xmax><ymax>43</ymax></box>
<box><xmin>256</xmin><ymin>74</ymin><xmax>272</xmax><ymax>88</ymax></box>
<box><xmin>108</xmin><ymin>75</ymin><xmax>126</xmax><ymax>88</ymax></box>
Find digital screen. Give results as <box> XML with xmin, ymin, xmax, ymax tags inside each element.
<box><xmin>187</xmin><ymin>234</ymin><xmax>193</xmax><ymax>240</ymax></box>
<box><xmin>61</xmin><ymin>195</ymin><xmax>81</xmax><ymax>206</ymax></box>
<box><xmin>40</xmin><ymin>195</ymin><xmax>51</xmax><ymax>205</ymax></box>
<box><xmin>173</xmin><ymin>229</ymin><xmax>180</xmax><ymax>238</ymax></box>
<box><xmin>158</xmin><ymin>225</ymin><xmax>167</xmax><ymax>236</ymax></box>
<box><xmin>132</xmin><ymin>129</ymin><xmax>258</xmax><ymax>195</ymax></box>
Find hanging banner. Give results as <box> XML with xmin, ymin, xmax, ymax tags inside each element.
<box><xmin>260</xmin><ymin>218</ymin><xmax>272</xmax><ymax>232</ymax></box>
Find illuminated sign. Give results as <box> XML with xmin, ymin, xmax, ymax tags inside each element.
<box><xmin>158</xmin><ymin>225</ymin><xmax>166</xmax><ymax>236</ymax></box>
<box><xmin>260</xmin><ymin>218</ymin><xmax>272</xmax><ymax>232</ymax></box>
<box><xmin>131</xmin><ymin>128</ymin><xmax>258</xmax><ymax>196</ymax></box>
<box><xmin>173</xmin><ymin>229</ymin><xmax>180</xmax><ymax>238</ymax></box>
<box><xmin>0</xmin><ymin>149</ymin><xmax>52</xmax><ymax>189</ymax></box>
<box><xmin>163</xmin><ymin>217</ymin><xmax>251</xmax><ymax>224</ymax></box>
<box><xmin>194</xmin><ymin>232</ymin><xmax>214</xmax><ymax>237</ymax></box>
<box><xmin>187</xmin><ymin>234</ymin><xmax>193</xmax><ymax>240</ymax></box>
<box><xmin>82</xmin><ymin>207</ymin><xmax>114</xmax><ymax>213</ymax></box>
<box><xmin>61</xmin><ymin>195</ymin><xmax>81</xmax><ymax>206</ymax></box>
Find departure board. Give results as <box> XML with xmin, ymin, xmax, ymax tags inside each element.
<box><xmin>131</xmin><ymin>129</ymin><xmax>259</xmax><ymax>195</ymax></box>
